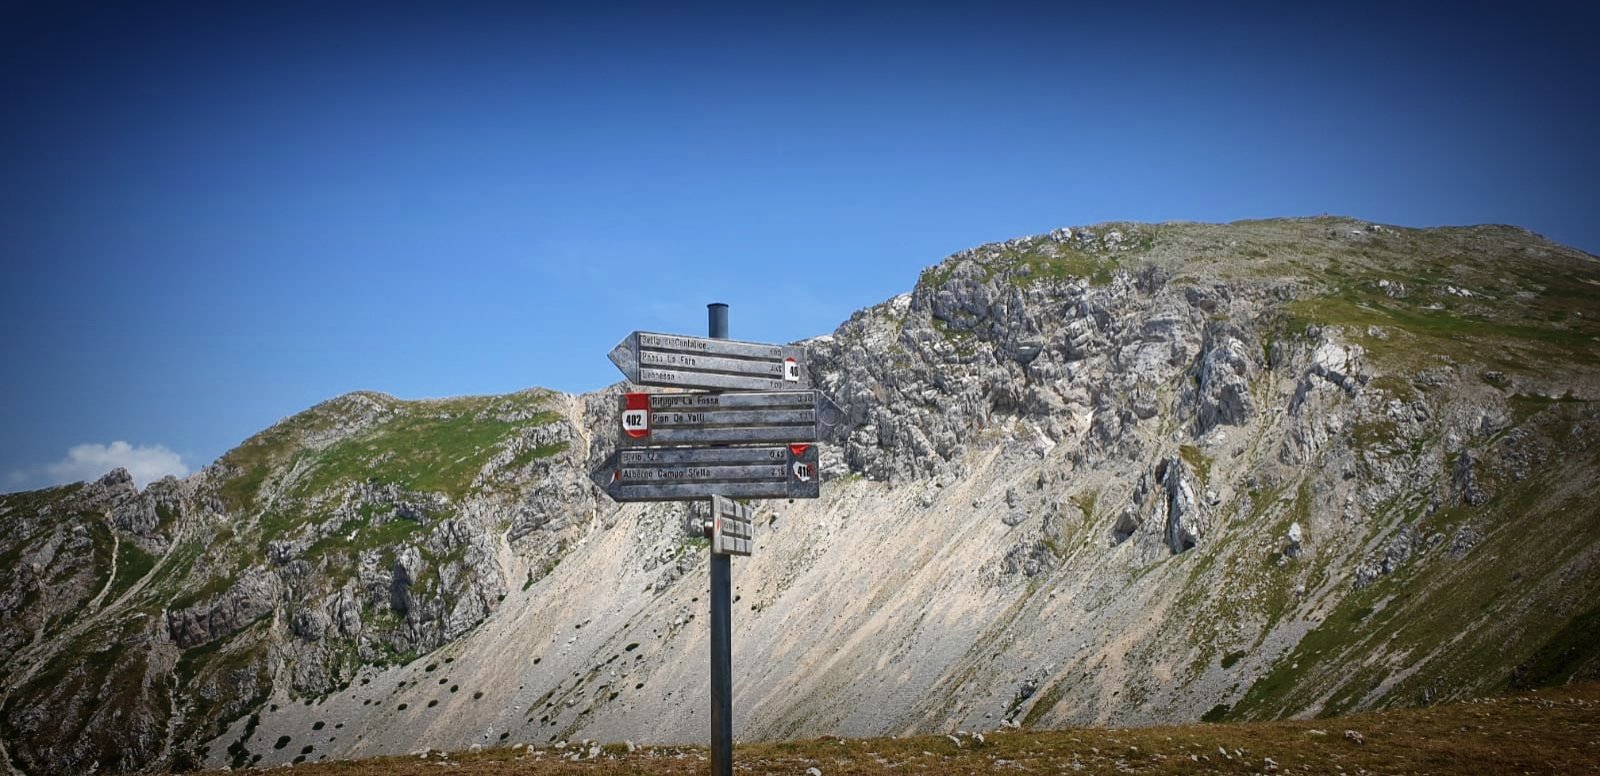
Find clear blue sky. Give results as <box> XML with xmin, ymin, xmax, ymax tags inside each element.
<box><xmin>2</xmin><ymin>1</ymin><xmax>1597</xmax><ymax>490</ymax></box>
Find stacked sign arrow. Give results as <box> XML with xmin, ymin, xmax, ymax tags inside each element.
<box><xmin>589</xmin><ymin>445</ymin><xmax>819</xmax><ymax>502</ymax></box>
<box><xmin>614</xmin><ymin>390</ymin><xmax>844</xmax><ymax>447</ymax></box>
<box><xmin>607</xmin><ymin>331</ymin><xmax>809</xmax><ymax>392</ymax></box>
<box><xmin>592</xmin><ymin>331</ymin><xmax>843</xmax><ymax>539</ymax></box>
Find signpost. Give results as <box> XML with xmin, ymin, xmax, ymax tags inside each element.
<box><xmin>590</xmin><ymin>303</ymin><xmax>842</xmax><ymax>776</ymax></box>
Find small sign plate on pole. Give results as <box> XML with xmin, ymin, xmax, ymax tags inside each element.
<box><xmin>608</xmin><ymin>331</ymin><xmax>812</xmax><ymax>392</ymax></box>
<box><xmin>616</xmin><ymin>390</ymin><xmax>845</xmax><ymax>447</ymax></box>
<box><xmin>710</xmin><ymin>495</ymin><xmax>754</xmax><ymax>556</ymax></box>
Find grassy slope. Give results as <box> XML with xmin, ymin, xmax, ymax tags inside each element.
<box><xmin>183</xmin><ymin>388</ymin><xmax>561</xmax><ymax>600</ymax></box>
<box><xmin>173</xmin><ymin>389</ymin><xmax>565</xmax><ymax>679</ymax></box>
<box><xmin>216</xmin><ymin>681</ymin><xmax>1600</xmax><ymax>775</ymax></box>
<box><xmin>1225</xmin><ymin>404</ymin><xmax>1600</xmax><ymax>721</ymax></box>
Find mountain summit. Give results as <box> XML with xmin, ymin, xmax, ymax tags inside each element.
<box><xmin>3</xmin><ymin>217</ymin><xmax>1598</xmax><ymax>774</ymax></box>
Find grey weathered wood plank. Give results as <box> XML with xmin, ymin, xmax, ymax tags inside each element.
<box><xmin>647</xmin><ymin>392</ymin><xmax>815</xmax><ymax>410</ymax></box>
<box><xmin>619</xmin><ymin>447</ymin><xmax>789</xmax><ymax>465</ymax></box>
<box><xmin>639</xmin><ymin>350</ymin><xmax>788</xmax><ymax>378</ymax></box>
<box><xmin>626</xmin><ymin>426</ymin><xmax>816</xmax><ymax>445</ymax></box>
<box><xmin>636</xmin><ymin>332</ymin><xmax>785</xmax><ymax>360</ymax></box>
<box><xmin>651</xmin><ymin>409</ymin><xmax>816</xmax><ymax>427</ymax></box>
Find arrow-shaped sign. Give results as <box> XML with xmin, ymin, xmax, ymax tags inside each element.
<box><xmin>589</xmin><ymin>445</ymin><xmax>821</xmax><ymax>502</ymax></box>
<box><xmin>616</xmin><ymin>390</ymin><xmax>845</xmax><ymax>447</ymax></box>
<box><xmin>608</xmin><ymin>331</ymin><xmax>811</xmax><ymax>392</ymax></box>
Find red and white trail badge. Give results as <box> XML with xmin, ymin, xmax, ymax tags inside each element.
<box><xmin>622</xmin><ymin>392</ymin><xmax>651</xmax><ymax>439</ymax></box>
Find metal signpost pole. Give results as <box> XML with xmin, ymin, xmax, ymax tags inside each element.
<box><xmin>706</xmin><ymin>302</ymin><xmax>733</xmax><ymax>776</ymax></box>
<box><xmin>594</xmin><ymin>307</ymin><xmax>836</xmax><ymax>774</ymax></box>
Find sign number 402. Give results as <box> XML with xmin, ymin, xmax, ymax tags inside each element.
<box><xmin>622</xmin><ymin>408</ymin><xmax>649</xmax><ymax>438</ymax></box>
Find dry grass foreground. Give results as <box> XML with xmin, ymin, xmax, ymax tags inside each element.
<box><xmin>220</xmin><ymin>682</ymin><xmax>1600</xmax><ymax>775</ymax></box>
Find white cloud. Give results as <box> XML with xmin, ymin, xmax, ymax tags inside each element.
<box><xmin>8</xmin><ymin>441</ymin><xmax>190</xmax><ymax>492</ymax></box>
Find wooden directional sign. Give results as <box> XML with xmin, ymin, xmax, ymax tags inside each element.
<box><xmin>617</xmin><ymin>390</ymin><xmax>844</xmax><ymax>447</ymax></box>
<box><xmin>710</xmin><ymin>495</ymin><xmax>754</xmax><ymax>556</ymax></box>
<box><xmin>608</xmin><ymin>331</ymin><xmax>811</xmax><ymax>392</ymax></box>
<box><xmin>589</xmin><ymin>445</ymin><xmax>820</xmax><ymax>502</ymax></box>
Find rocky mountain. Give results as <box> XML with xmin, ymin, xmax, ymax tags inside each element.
<box><xmin>2</xmin><ymin>216</ymin><xmax>1598</xmax><ymax>775</ymax></box>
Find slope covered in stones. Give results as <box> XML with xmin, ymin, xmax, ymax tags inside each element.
<box><xmin>1</xmin><ymin>217</ymin><xmax>1597</xmax><ymax>775</ymax></box>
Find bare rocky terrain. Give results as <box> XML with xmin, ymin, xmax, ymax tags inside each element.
<box><xmin>2</xmin><ymin>216</ymin><xmax>1598</xmax><ymax>774</ymax></box>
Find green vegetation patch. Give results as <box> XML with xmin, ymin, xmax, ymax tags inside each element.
<box><xmin>134</xmin><ymin>536</ymin><xmax>210</xmax><ymax>605</ymax></box>
<box><xmin>1201</xmin><ymin>703</ymin><xmax>1231</xmax><ymax>722</ymax></box>
<box><xmin>295</xmin><ymin>408</ymin><xmax>557</xmax><ymax>500</ymax></box>
<box><xmin>507</xmin><ymin>441</ymin><xmax>570</xmax><ymax>470</ymax></box>
<box><xmin>913</xmin><ymin>226</ymin><xmax>1158</xmax><ymax>293</ymax></box>
<box><xmin>1507</xmin><ymin>392</ymin><xmax>1590</xmax><ymax>427</ymax></box>
<box><xmin>918</xmin><ymin>262</ymin><xmax>958</xmax><ymax>292</ymax></box>
<box><xmin>104</xmin><ymin>539</ymin><xmax>157</xmax><ymax>604</ymax></box>
<box><xmin>1349</xmin><ymin>418</ymin><xmax>1401</xmax><ymax>450</ymax></box>
<box><xmin>169</xmin><ymin>566</ymin><xmax>240</xmax><ymax>612</ymax></box>
<box><xmin>304</xmin><ymin>507</ymin><xmax>428</xmax><ymax>562</ymax></box>
<box><xmin>1010</xmin><ymin>245</ymin><xmax>1121</xmax><ymax>287</ymax></box>
<box><xmin>1283</xmin><ymin>254</ymin><xmax>1600</xmax><ymax>374</ymax></box>
<box><xmin>1178</xmin><ymin>445</ymin><xmax>1212</xmax><ymax>485</ymax></box>
<box><xmin>1069</xmin><ymin>489</ymin><xmax>1099</xmax><ymax>521</ymax></box>
<box><xmin>216</xmin><ymin>391</ymin><xmax>560</xmax><ymax>515</ymax></box>
<box><xmin>1509</xmin><ymin>603</ymin><xmax>1600</xmax><ymax>689</ymax></box>
<box><xmin>217</xmin><ymin>407</ymin><xmax>341</xmax><ymax>512</ymax></box>
<box><xmin>1229</xmin><ymin>588</ymin><xmax>1379</xmax><ymax>720</ymax></box>
<box><xmin>1019</xmin><ymin>680</ymin><xmax>1067</xmax><ymax>728</ymax></box>
<box><xmin>0</xmin><ymin>481</ymin><xmax>85</xmax><ymax>513</ymax></box>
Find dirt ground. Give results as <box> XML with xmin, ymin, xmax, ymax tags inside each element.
<box><xmin>225</xmin><ymin>681</ymin><xmax>1600</xmax><ymax>775</ymax></box>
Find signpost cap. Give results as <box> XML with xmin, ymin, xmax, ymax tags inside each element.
<box><xmin>707</xmin><ymin>302</ymin><xmax>728</xmax><ymax>340</ymax></box>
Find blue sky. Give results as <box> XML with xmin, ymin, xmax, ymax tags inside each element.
<box><xmin>2</xmin><ymin>1</ymin><xmax>1597</xmax><ymax>491</ymax></box>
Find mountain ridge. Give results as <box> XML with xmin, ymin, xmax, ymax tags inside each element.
<box><xmin>2</xmin><ymin>216</ymin><xmax>1598</xmax><ymax>774</ymax></box>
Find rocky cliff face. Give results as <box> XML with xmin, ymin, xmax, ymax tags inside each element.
<box><xmin>3</xmin><ymin>217</ymin><xmax>1599</xmax><ymax>774</ymax></box>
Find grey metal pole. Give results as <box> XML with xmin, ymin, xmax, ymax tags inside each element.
<box><xmin>707</xmin><ymin>302</ymin><xmax>728</xmax><ymax>339</ymax></box>
<box><xmin>706</xmin><ymin>302</ymin><xmax>732</xmax><ymax>776</ymax></box>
